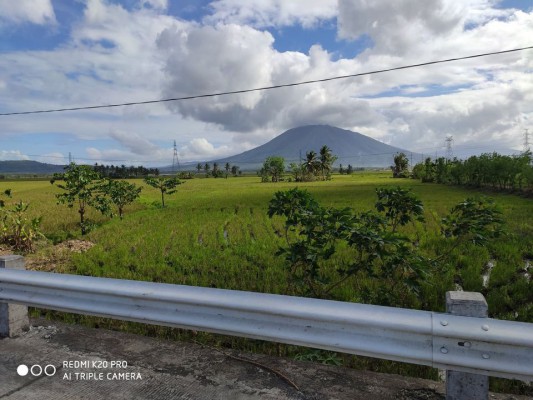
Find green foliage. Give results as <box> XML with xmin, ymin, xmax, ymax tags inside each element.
<box><xmin>414</xmin><ymin>152</ymin><xmax>533</xmax><ymax>191</ymax></box>
<box><xmin>288</xmin><ymin>145</ymin><xmax>338</xmax><ymax>182</ymax></box>
<box><xmin>212</xmin><ymin>162</ymin><xmax>223</xmax><ymax>178</ymax></box>
<box><xmin>268</xmin><ymin>188</ymin><xmax>320</xmax><ymax>226</ymax></box>
<box><xmin>338</xmin><ymin>164</ymin><xmax>357</xmax><ymax>175</ymax></box>
<box><xmin>269</xmin><ymin>186</ymin><xmax>505</xmax><ymax>306</ymax></box>
<box><xmin>0</xmin><ymin>189</ymin><xmax>44</xmax><ymax>253</ymax></box>
<box><xmin>375</xmin><ymin>187</ymin><xmax>425</xmax><ymax>232</ymax></box>
<box><xmin>51</xmin><ymin>163</ymin><xmax>111</xmax><ymax>235</ymax></box>
<box><xmin>441</xmin><ymin>197</ymin><xmax>504</xmax><ymax>246</ymax></box>
<box><xmin>268</xmin><ymin>187</ymin><xmax>431</xmax><ymax>303</ymax></box>
<box><xmin>143</xmin><ymin>176</ymin><xmax>182</xmax><ymax>208</ymax></box>
<box><xmin>319</xmin><ymin>145</ymin><xmax>337</xmax><ymax>180</ymax></box>
<box><xmin>260</xmin><ymin>156</ymin><xmax>285</xmax><ymax>182</ymax></box>
<box><xmin>392</xmin><ymin>152</ymin><xmax>409</xmax><ymax>178</ymax></box>
<box><xmin>230</xmin><ymin>165</ymin><xmax>240</xmax><ymax>177</ymax></box>
<box><xmin>103</xmin><ymin>180</ymin><xmax>142</xmax><ymax>219</ymax></box>
<box><xmin>294</xmin><ymin>349</ymin><xmax>343</xmax><ymax>366</ymax></box>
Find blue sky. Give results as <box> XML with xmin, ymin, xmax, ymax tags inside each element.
<box><xmin>0</xmin><ymin>0</ymin><xmax>532</xmax><ymax>165</ymax></box>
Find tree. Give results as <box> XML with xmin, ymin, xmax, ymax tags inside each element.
<box><xmin>392</xmin><ymin>152</ymin><xmax>409</xmax><ymax>178</ymax></box>
<box><xmin>319</xmin><ymin>145</ymin><xmax>337</xmax><ymax>180</ymax></box>
<box><xmin>143</xmin><ymin>176</ymin><xmax>182</xmax><ymax>208</ymax></box>
<box><xmin>224</xmin><ymin>162</ymin><xmax>231</xmax><ymax>179</ymax></box>
<box><xmin>104</xmin><ymin>180</ymin><xmax>142</xmax><ymax>219</ymax></box>
<box><xmin>375</xmin><ymin>187</ymin><xmax>425</xmax><ymax>233</ymax></box>
<box><xmin>231</xmin><ymin>165</ymin><xmax>240</xmax><ymax>177</ymax></box>
<box><xmin>268</xmin><ymin>187</ymin><xmax>503</xmax><ymax>305</ymax></box>
<box><xmin>289</xmin><ymin>162</ymin><xmax>305</xmax><ymax>182</ymax></box>
<box><xmin>204</xmin><ymin>163</ymin><xmax>211</xmax><ymax>177</ymax></box>
<box><xmin>51</xmin><ymin>163</ymin><xmax>110</xmax><ymax>235</ymax></box>
<box><xmin>196</xmin><ymin>163</ymin><xmax>202</xmax><ymax>175</ymax></box>
<box><xmin>303</xmin><ymin>150</ymin><xmax>320</xmax><ymax>179</ymax></box>
<box><xmin>212</xmin><ymin>162</ymin><xmax>222</xmax><ymax>178</ymax></box>
<box><xmin>260</xmin><ymin>156</ymin><xmax>285</xmax><ymax>182</ymax></box>
<box><xmin>268</xmin><ymin>188</ymin><xmax>429</xmax><ymax>302</ymax></box>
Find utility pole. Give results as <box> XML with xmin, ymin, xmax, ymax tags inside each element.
<box><xmin>445</xmin><ymin>135</ymin><xmax>454</xmax><ymax>161</ymax></box>
<box><xmin>524</xmin><ymin>128</ymin><xmax>530</xmax><ymax>152</ymax></box>
<box><xmin>172</xmin><ymin>140</ymin><xmax>180</xmax><ymax>173</ymax></box>
<box><xmin>68</xmin><ymin>152</ymin><xmax>72</xmax><ymax>164</ymax></box>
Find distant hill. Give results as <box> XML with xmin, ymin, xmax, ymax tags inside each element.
<box><xmin>214</xmin><ymin>125</ymin><xmax>422</xmax><ymax>170</ymax></box>
<box><xmin>0</xmin><ymin>160</ymin><xmax>65</xmax><ymax>175</ymax></box>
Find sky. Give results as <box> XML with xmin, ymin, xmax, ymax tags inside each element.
<box><xmin>0</xmin><ymin>0</ymin><xmax>532</xmax><ymax>166</ymax></box>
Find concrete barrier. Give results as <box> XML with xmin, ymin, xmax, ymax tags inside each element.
<box><xmin>446</xmin><ymin>291</ymin><xmax>489</xmax><ymax>400</ymax></box>
<box><xmin>0</xmin><ymin>255</ymin><xmax>29</xmax><ymax>337</ymax></box>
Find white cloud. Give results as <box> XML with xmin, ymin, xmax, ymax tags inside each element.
<box><xmin>1</xmin><ymin>0</ymin><xmax>531</xmax><ymax>165</ymax></box>
<box><xmin>0</xmin><ymin>0</ymin><xmax>56</xmax><ymax>25</ymax></box>
<box><xmin>0</xmin><ymin>150</ymin><xmax>29</xmax><ymax>161</ymax></box>
<box><xmin>110</xmin><ymin>130</ymin><xmax>160</xmax><ymax>156</ymax></box>
<box><xmin>337</xmin><ymin>0</ymin><xmax>515</xmax><ymax>56</ymax></box>
<box><xmin>205</xmin><ymin>0</ymin><xmax>337</xmax><ymax>28</ymax></box>
<box><xmin>179</xmin><ymin>138</ymin><xmax>232</xmax><ymax>160</ymax></box>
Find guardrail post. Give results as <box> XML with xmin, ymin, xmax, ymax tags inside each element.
<box><xmin>0</xmin><ymin>255</ymin><xmax>29</xmax><ymax>338</ymax></box>
<box><xmin>445</xmin><ymin>291</ymin><xmax>489</xmax><ymax>400</ymax></box>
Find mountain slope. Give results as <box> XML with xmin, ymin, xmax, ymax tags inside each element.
<box><xmin>0</xmin><ymin>160</ymin><xmax>65</xmax><ymax>175</ymax></box>
<box><xmin>215</xmin><ymin>125</ymin><xmax>421</xmax><ymax>169</ymax></box>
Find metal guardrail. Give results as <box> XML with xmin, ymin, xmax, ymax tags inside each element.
<box><xmin>0</xmin><ymin>268</ymin><xmax>532</xmax><ymax>382</ymax></box>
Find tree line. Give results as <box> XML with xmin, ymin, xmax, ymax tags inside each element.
<box><xmin>195</xmin><ymin>162</ymin><xmax>241</xmax><ymax>178</ymax></box>
<box><xmin>93</xmin><ymin>163</ymin><xmax>160</xmax><ymax>178</ymax></box>
<box><xmin>411</xmin><ymin>152</ymin><xmax>533</xmax><ymax>191</ymax></box>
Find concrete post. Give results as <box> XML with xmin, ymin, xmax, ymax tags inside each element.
<box><xmin>0</xmin><ymin>255</ymin><xmax>29</xmax><ymax>338</ymax></box>
<box><xmin>445</xmin><ymin>291</ymin><xmax>489</xmax><ymax>400</ymax></box>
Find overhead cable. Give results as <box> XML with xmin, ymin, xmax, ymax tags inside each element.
<box><xmin>1</xmin><ymin>46</ymin><xmax>531</xmax><ymax>116</ymax></box>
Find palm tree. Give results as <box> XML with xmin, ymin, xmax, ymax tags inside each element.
<box><xmin>319</xmin><ymin>145</ymin><xmax>336</xmax><ymax>180</ymax></box>
<box><xmin>303</xmin><ymin>150</ymin><xmax>320</xmax><ymax>179</ymax></box>
<box><xmin>224</xmin><ymin>162</ymin><xmax>231</xmax><ymax>179</ymax></box>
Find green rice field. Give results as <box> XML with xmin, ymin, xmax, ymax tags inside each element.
<box><xmin>1</xmin><ymin>172</ymin><xmax>531</xmax><ymax>392</ymax></box>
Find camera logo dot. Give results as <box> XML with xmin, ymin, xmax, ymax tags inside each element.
<box><xmin>17</xmin><ymin>365</ymin><xmax>29</xmax><ymax>377</ymax></box>
<box><xmin>17</xmin><ymin>364</ymin><xmax>56</xmax><ymax>377</ymax></box>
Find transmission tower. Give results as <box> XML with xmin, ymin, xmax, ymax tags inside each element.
<box><xmin>172</xmin><ymin>140</ymin><xmax>180</xmax><ymax>173</ymax></box>
<box><xmin>445</xmin><ymin>135</ymin><xmax>454</xmax><ymax>160</ymax></box>
<box><xmin>524</xmin><ymin>128</ymin><xmax>530</xmax><ymax>152</ymax></box>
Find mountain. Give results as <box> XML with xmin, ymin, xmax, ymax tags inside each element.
<box><xmin>214</xmin><ymin>125</ymin><xmax>422</xmax><ymax>170</ymax></box>
<box><xmin>0</xmin><ymin>160</ymin><xmax>65</xmax><ymax>175</ymax></box>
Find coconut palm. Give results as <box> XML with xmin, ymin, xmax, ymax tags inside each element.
<box><xmin>303</xmin><ymin>150</ymin><xmax>320</xmax><ymax>179</ymax></box>
<box><xmin>319</xmin><ymin>145</ymin><xmax>336</xmax><ymax>180</ymax></box>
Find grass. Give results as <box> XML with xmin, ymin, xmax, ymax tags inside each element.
<box><xmin>2</xmin><ymin>171</ymin><xmax>532</xmax><ymax>393</ymax></box>
<box><xmin>3</xmin><ymin>172</ymin><xmax>531</xmax><ymax>320</ymax></box>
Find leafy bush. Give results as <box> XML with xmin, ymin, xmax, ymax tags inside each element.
<box><xmin>268</xmin><ymin>187</ymin><xmax>430</xmax><ymax>304</ymax></box>
<box><xmin>0</xmin><ymin>189</ymin><xmax>44</xmax><ymax>253</ymax></box>
<box><xmin>268</xmin><ymin>187</ymin><xmax>504</xmax><ymax>306</ymax></box>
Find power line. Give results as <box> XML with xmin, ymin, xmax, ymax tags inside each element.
<box><xmin>1</xmin><ymin>46</ymin><xmax>531</xmax><ymax>117</ymax></box>
<box><xmin>15</xmin><ymin>143</ymin><xmax>523</xmax><ymax>166</ymax></box>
